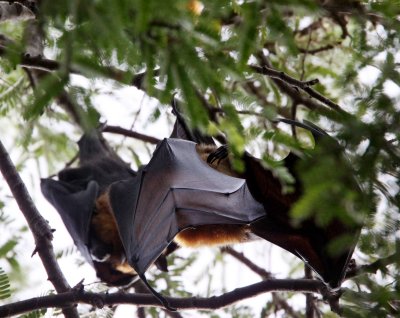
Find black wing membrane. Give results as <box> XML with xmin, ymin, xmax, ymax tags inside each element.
<box><xmin>245</xmin><ymin>119</ymin><xmax>362</xmax><ymax>288</ymax></box>
<box><xmin>172</xmin><ymin>112</ymin><xmax>362</xmax><ymax>289</ymax></box>
<box><xmin>41</xmin><ymin>131</ymin><xmax>138</xmax><ymax>286</ymax></box>
<box><xmin>107</xmin><ymin>139</ymin><xmax>265</xmax><ymax>309</ymax></box>
<box><xmin>41</xmin><ymin>119</ymin><xmax>362</xmax><ymax>310</ymax></box>
<box><xmin>109</xmin><ymin>139</ymin><xmax>265</xmax><ymax>275</ymax></box>
<box><xmin>41</xmin><ymin>132</ymin><xmax>265</xmax><ymax>310</ymax></box>
<box><xmin>41</xmin><ymin>179</ymin><xmax>98</xmax><ymax>264</ymax></box>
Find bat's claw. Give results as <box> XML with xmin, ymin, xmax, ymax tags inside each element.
<box><xmin>207</xmin><ymin>145</ymin><xmax>228</xmax><ymax>165</ymax></box>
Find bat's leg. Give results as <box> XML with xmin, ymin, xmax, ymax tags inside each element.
<box><xmin>154</xmin><ymin>242</ymin><xmax>180</xmax><ymax>272</ymax></box>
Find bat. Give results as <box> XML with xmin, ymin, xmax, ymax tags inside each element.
<box><xmin>41</xmin><ymin>131</ymin><xmax>139</xmax><ymax>287</ymax></box>
<box><xmin>171</xmin><ymin>109</ymin><xmax>361</xmax><ymax>289</ymax></box>
<box><xmin>41</xmin><ymin>129</ymin><xmax>266</xmax><ymax>310</ymax></box>
<box><xmin>243</xmin><ymin>119</ymin><xmax>361</xmax><ymax>289</ymax></box>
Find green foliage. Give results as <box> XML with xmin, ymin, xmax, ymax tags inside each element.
<box><xmin>18</xmin><ymin>308</ymin><xmax>47</xmax><ymax>318</ymax></box>
<box><xmin>0</xmin><ymin>267</ymin><xmax>11</xmax><ymax>301</ymax></box>
<box><xmin>0</xmin><ymin>0</ymin><xmax>399</xmax><ymax>317</ymax></box>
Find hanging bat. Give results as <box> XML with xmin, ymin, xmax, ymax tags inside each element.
<box><xmin>41</xmin><ymin>129</ymin><xmax>266</xmax><ymax>310</ymax></box>
<box><xmin>244</xmin><ymin>120</ymin><xmax>361</xmax><ymax>289</ymax></box>
<box><xmin>171</xmin><ymin>110</ymin><xmax>361</xmax><ymax>290</ymax></box>
<box><xmin>41</xmin><ymin>131</ymin><xmax>140</xmax><ymax>287</ymax></box>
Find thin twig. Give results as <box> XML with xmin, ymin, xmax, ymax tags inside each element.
<box><xmin>251</xmin><ymin>65</ymin><xmax>319</xmax><ymax>90</ymax></box>
<box><xmin>345</xmin><ymin>253</ymin><xmax>398</xmax><ymax>279</ymax></box>
<box><xmin>272</xmin><ymin>294</ymin><xmax>302</xmax><ymax>318</ymax></box>
<box><xmin>303</xmin><ymin>86</ymin><xmax>344</xmax><ymax>113</ymax></box>
<box><xmin>221</xmin><ymin>246</ymin><xmax>272</xmax><ymax>279</ymax></box>
<box><xmin>102</xmin><ymin>125</ymin><xmax>161</xmax><ymax>144</ymax></box>
<box><xmin>255</xmin><ymin>53</ymin><xmax>348</xmax><ymax>116</ymax></box>
<box><xmin>252</xmin><ymin>64</ymin><xmax>346</xmax><ymax>113</ymax></box>
<box><xmin>298</xmin><ymin>42</ymin><xmax>341</xmax><ymax>54</ymax></box>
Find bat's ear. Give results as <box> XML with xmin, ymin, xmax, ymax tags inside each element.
<box><xmin>41</xmin><ymin>178</ymin><xmax>99</xmax><ymax>263</ymax></box>
<box><xmin>170</xmin><ymin>98</ymin><xmax>216</xmax><ymax>145</ymax></box>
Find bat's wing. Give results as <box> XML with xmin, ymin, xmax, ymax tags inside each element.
<box><xmin>247</xmin><ymin>120</ymin><xmax>362</xmax><ymax>288</ymax></box>
<box><xmin>41</xmin><ymin>131</ymin><xmax>138</xmax><ymax>287</ymax></box>
<box><xmin>108</xmin><ymin>138</ymin><xmax>265</xmax><ymax>308</ymax></box>
<box><xmin>109</xmin><ymin>139</ymin><xmax>265</xmax><ymax>274</ymax></box>
<box><xmin>40</xmin><ymin>178</ymin><xmax>99</xmax><ymax>264</ymax></box>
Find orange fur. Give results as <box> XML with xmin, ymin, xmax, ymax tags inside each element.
<box><xmin>92</xmin><ymin>193</ymin><xmax>122</xmax><ymax>250</ymax></box>
<box><xmin>175</xmin><ymin>224</ymin><xmax>250</xmax><ymax>248</ymax></box>
<box><xmin>92</xmin><ymin>192</ymin><xmax>135</xmax><ymax>274</ymax></box>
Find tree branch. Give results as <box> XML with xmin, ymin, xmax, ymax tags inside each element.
<box><xmin>255</xmin><ymin>53</ymin><xmax>348</xmax><ymax>116</ymax></box>
<box><xmin>102</xmin><ymin>125</ymin><xmax>161</xmax><ymax>144</ymax></box>
<box><xmin>345</xmin><ymin>253</ymin><xmax>398</xmax><ymax>279</ymax></box>
<box><xmin>251</xmin><ymin>64</ymin><xmax>345</xmax><ymax>114</ymax></box>
<box><xmin>1</xmin><ymin>40</ymin><xmax>345</xmax><ymax>118</ymax></box>
<box><xmin>221</xmin><ymin>246</ymin><xmax>272</xmax><ymax>279</ymax></box>
<box><xmin>305</xmin><ymin>266</ymin><xmax>316</xmax><ymax>318</ymax></box>
<box><xmin>0</xmin><ymin>140</ymin><xmax>79</xmax><ymax>318</ymax></box>
<box><xmin>298</xmin><ymin>42</ymin><xmax>341</xmax><ymax>55</ymax></box>
<box><xmin>251</xmin><ymin>65</ymin><xmax>319</xmax><ymax>90</ymax></box>
<box><xmin>0</xmin><ymin>279</ymin><xmax>324</xmax><ymax>317</ymax></box>
<box><xmin>222</xmin><ymin>247</ymin><xmax>303</xmax><ymax>318</ymax></box>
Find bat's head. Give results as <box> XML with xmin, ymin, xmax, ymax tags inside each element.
<box><xmin>93</xmin><ymin>261</ymin><xmax>139</xmax><ymax>287</ymax></box>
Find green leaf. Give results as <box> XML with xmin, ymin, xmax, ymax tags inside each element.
<box><xmin>0</xmin><ymin>240</ymin><xmax>18</xmax><ymax>257</ymax></box>
<box><xmin>0</xmin><ymin>267</ymin><xmax>11</xmax><ymax>300</ymax></box>
<box><xmin>24</xmin><ymin>73</ymin><xmax>68</xmax><ymax>120</ymax></box>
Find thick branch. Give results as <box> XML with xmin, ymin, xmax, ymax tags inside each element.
<box><xmin>0</xmin><ymin>140</ymin><xmax>79</xmax><ymax>318</ymax></box>
<box><xmin>222</xmin><ymin>247</ymin><xmax>302</xmax><ymax>318</ymax></box>
<box><xmin>0</xmin><ymin>279</ymin><xmax>324</xmax><ymax>317</ymax></box>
